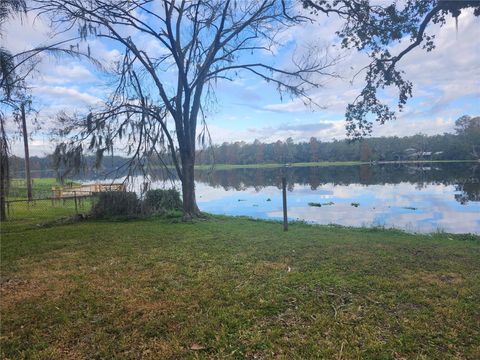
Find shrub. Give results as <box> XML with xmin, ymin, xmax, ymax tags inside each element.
<box><xmin>91</xmin><ymin>191</ymin><xmax>140</xmax><ymax>218</ymax></box>
<box><xmin>144</xmin><ymin>189</ymin><xmax>182</xmax><ymax>214</ymax></box>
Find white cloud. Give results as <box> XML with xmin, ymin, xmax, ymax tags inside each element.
<box><xmin>32</xmin><ymin>86</ymin><xmax>101</xmax><ymax>106</ymax></box>
<box><xmin>205</xmin><ymin>119</ymin><xmax>345</xmax><ymax>144</ymax></box>
<box><xmin>3</xmin><ymin>4</ymin><xmax>479</xmax><ymax>156</ymax></box>
<box><xmin>260</xmin><ymin>8</ymin><xmax>480</xmax><ymax>135</ymax></box>
<box><xmin>56</xmin><ymin>65</ymin><xmax>95</xmax><ymax>80</ymax></box>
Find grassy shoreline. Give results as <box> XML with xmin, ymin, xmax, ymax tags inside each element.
<box><xmin>194</xmin><ymin>159</ymin><xmax>478</xmax><ymax>170</ymax></box>
<box><xmin>1</xmin><ymin>215</ymin><xmax>479</xmax><ymax>358</ymax></box>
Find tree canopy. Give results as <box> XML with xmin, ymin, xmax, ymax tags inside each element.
<box><xmin>37</xmin><ymin>0</ymin><xmax>340</xmax><ymax>217</ymax></box>
<box><xmin>302</xmin><ymin>0</ymin><xmax>480</xmax><ymax>137</ymax></box>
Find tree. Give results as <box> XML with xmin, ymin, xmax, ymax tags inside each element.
<box><xmin>273</xmin><ymin>140</ymin><xmax>286</xmax><ymax>163</ymax></box>
<box><xmin>455</xmin><ymin>115</ymin><xmax>480</xmax><ymax>136</ymax></box>
<box><xmin>253</xmin><ymin>139</ymin><xmax>264</xmax><ymax>164</ymax></box>
<box><xmin>309</xmin><ymin>136</ymin><xmax>319</xmax><ymax>162</ymax></box>
<box><xmin>36</xmin><ymin>0</ymin><xmax>339</xmax><ymax>218</ymax></box>
<box><xmin>454</xmin><ymin>115</ymin><xmax>480</xmax><ymax>159</ymax></box>
<box><xmin>285</xmin><ymin>137</ymin><xmax>295</xmax><ymax>163</ymax></box>
<box><xmin>359</xmin><ymin>141</ymin><xmax>371</xmax><ymax>162</ymax></box>
<box><xmin>302</xmin><ymin>0</ymin><xmax>480</xmax><ymax>137</ymax></box>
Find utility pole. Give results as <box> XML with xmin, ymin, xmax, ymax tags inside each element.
<box><xmin>0</xmin><ymin>120</ymin><xmax>9</xmax><ymax>221</ymax></box>
<box><xmin>20</xmin><ymin>102</ymin><xmax>33</xmax><ymax>201</ymax></box>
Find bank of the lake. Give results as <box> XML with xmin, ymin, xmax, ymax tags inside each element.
<box><xmin>7</xmin><ymin>159</ymin><xmax>480</xmax><ymax>234</ymax></box>
<box><xmin>194</xmin><ymin>159</ymin><xmax>478</xmax><ymax>170</ymax></box>
<box><xmin>1</xmin><ymin>215</ymin><xmax>479</xmax><ymax>359</ymax></box>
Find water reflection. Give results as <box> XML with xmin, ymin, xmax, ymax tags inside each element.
<box><xmin>193</xmin><ymin>163</ymin><xmax>480</xmax><ymax>205</ymax></box>
<box><xmin>190</xmin><ymin>163</ymin><xmax>480</xmax><ymax>234</ymax></box>
<box><xmin>70</xmin><ymin>162</ymin><xmax>480</xmax><ymax>234</ymax></box>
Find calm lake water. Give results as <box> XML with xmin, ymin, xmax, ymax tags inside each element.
<box><xmin>80</xmin><ymin>162</ymin><xmax>480</xmax><ymax>234</ymax></box>
<box><xmin>159</xmin><ymin>162</ymin><xmax>479</xmax><ymax>234</ymax></box>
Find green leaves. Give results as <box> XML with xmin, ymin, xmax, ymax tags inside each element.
<box><xmin>304</xmin><ymin>0</ymin><xmax>480</xmax><ymax>138</ymax></box>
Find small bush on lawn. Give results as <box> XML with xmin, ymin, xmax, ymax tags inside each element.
<box><xmin>144</xmin><ymin>189</ymin><xmax>182</xmax><ymax>214</ymax></box>
<box><xmin>92</xmin><ymin>191</ymin><xmax>140</xmax><ymax>218</ymax></box>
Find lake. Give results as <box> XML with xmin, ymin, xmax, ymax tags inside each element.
<box><xmin>59</xmin><ymin>162</ymin><xmax>478</xmax><ymax>234</ymax></box>
<box><xmin>131</xmin><ymin>162</ymin><xmax>479</xmax><ymax>234</ymax></box>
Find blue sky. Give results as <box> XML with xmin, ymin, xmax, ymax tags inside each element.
<box><xmin>2</xmin><ymin>2</ymin><xmax>479</xmax><ymax>156</ymax></box>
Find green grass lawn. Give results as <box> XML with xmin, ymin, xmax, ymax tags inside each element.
<box><xmin>1</xmin><ymin>215</ymin><xmax>479</xmax><ymax>359</ymax></box>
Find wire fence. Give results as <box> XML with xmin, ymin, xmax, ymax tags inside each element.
<box><xmin>3</xmin><ymin>179</ymin><xmax>180</xmax><ymax>226</ymax></box>
<box><xmin>5</xmin><ymin>179</ymin><xmax>95</xmax><ymax>224</ymax></box>
<box><xmin>4</xmin><ymin>178</ymin><xmax>130</xmax><ymax>224</ymax></box>
<box><xmin>8</xmin><ymin>178</ymin><xmax>78</xmax><ymax>199</ymax></box>
<box><xmin>6</xmin><ymin>195</ymin><xmax>95</xmax><ymax>219</ymax></box>
<box><xmin>5</xmin><ymin>193</ymin><xmax>97</xmax><ymax>223</ymax></box>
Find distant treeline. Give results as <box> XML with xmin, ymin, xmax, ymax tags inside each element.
<box><xmin>196</xmin><ymin>132</ymin><xmax>479</xmax><ymax>165</ymax></box>
<box><xmin>196</xmin><ymin>115</ymin><xmax>478</xmax><ymax>165</ymax></box>
<box><xmin>9</xmin><ymin>117</ymin><xmax>479</xmax><ymax>176</ymax></box>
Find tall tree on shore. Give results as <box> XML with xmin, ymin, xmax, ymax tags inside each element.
<box><xmin>309</xmin><ymin>137</ymin><xmax>319</xmax><ymax>162</ymax></box>
<box><xmin>454</xmin><ymin>115</ymin><xmax>480</xmax><ymax>159</ymax></box>
<box><xmin>36</xmin><ymin>0</ymin><xmax>339</xmax><ymax>218</ymax></box>
<box><xmin>254</xmin><ymin>139</ymin><xmax>264</xmax><ymax>164</ymax></box>
<box><xmin>302</xmin><ymin>0</ymin><xmax>480</xmax><ymax>137</ymax></box>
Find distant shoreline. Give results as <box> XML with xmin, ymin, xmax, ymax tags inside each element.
<box><xmin>9</xmin><ymin>159</ymin><xmax>477</xmax><ymax>176</ymax></box>
<box><xmin>194</xmin><ymin>159</ymin><xmax>479</xmax><ymax>170</ymax></box>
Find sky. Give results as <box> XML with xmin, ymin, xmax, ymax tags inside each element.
<box><xmin>2</xmin><ymin>2</ymin><xmax>479</xmax><ymax>157</ymax></box>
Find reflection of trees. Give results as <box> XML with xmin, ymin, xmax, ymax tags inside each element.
<box><xmin>308</xmin><ymin>167</ymin><xmax>322</xmax><ymax>190</ymax></box>
<box><xmin>358</xmin><ymin>164</ymin><xmax>374</xmax><ymax>184</ymax></box>
<box><xmin>193</xmin><ymin>164</ymin><xmax>478</xmax><ymax>193</ymax></box>
<box><xmin>455</xmin><ymin>182</ymin><xmax>480</xmax><ymax>204</ymax></box>
<box><xmin>65</xmin><ymin>163</ymin><xmax>480</xmax><ymax>205</ymax></box>
<box><xmin>415</xmin><ymin>182</ymin><xmax>427</xmax><ymax>190</ymax></box>
<box><xmin>455</xmin><ymin>164</ymin><xmax>480</xmax><ymax>204</ymax></box>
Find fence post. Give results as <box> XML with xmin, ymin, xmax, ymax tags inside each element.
<box><xmin>282</xmin><ymin>177</ymin><xmax>288</xmax><ymax>231</ymax></box>
<box><xmin>74</xmin><ymin>191</ymin><xmax>78</xmax><ymax>214</ymax></box>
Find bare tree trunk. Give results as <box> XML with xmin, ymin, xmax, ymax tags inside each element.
<box><xmin>21</xmin><ymin>103</ymin><xmax>32</xmax><ymax>201</ymax></box>
<box><xmin>180</xmin><ymin>153</ymin><xmax>201</xmax><ymax>219</ymax></box>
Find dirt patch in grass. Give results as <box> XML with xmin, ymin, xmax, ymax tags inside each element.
<box><xmin>1</xmin><ymin>250</ymin><xmax>88</xmax><ymax>309</ymax></box>
<box><xmin>412</xmin><ymin>271</ymin><xmax>464</xmax><ymax>286</ymax></box>
<box><xmin>1</xmin><ymin>273</ymin><xmax>71</xmax><ymax>309</ymax></box>
<box><xmin>0</xmin><ymin>278</ymin><xmax>39</xmax><ymax>306</ymax></box>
